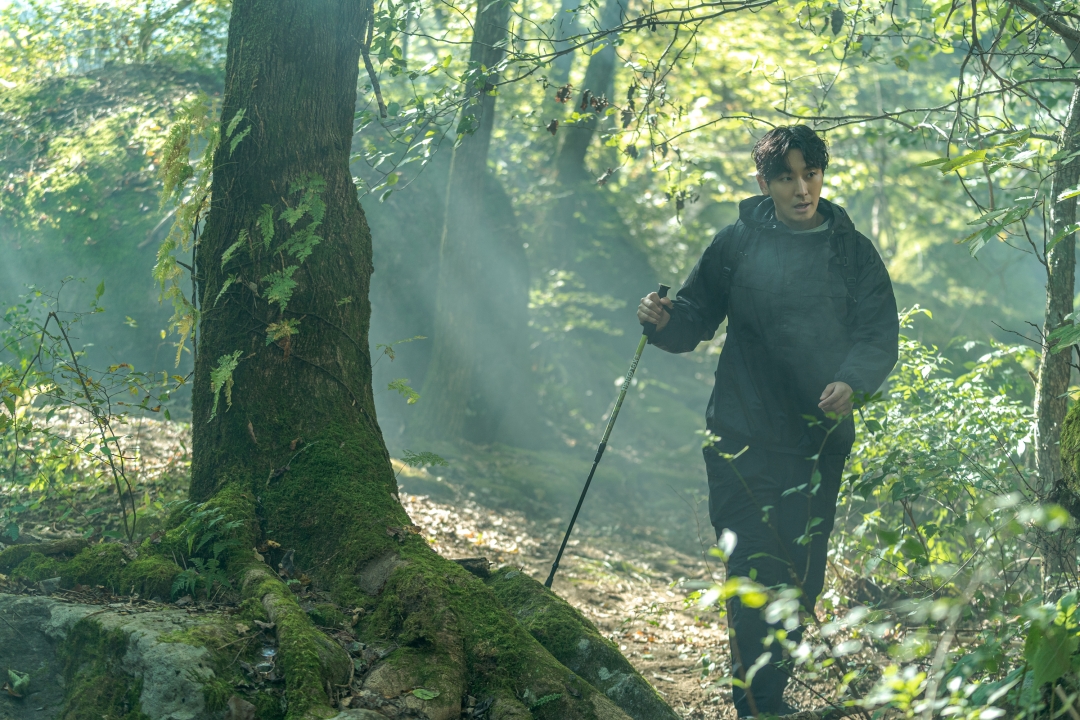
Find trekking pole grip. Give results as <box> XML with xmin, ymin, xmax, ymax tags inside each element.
<box><xmin>643</xmin><ymin>283</ymin><xmax>671</xmax><ymax>337</ymax></box>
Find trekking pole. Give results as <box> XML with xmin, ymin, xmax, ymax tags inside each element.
<box><xmin>545</xmin><ymin>283</ymin><xmax>671</xmax><ymax>589</ymax></box>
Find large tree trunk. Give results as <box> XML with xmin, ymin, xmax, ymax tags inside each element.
<box><xmin>554</xmin><ymin>0</ymin><xmax>624</xmax><ymax>183</ymax></box>
<box><xmin>1037</xmin><ymin>83</ymin><xmax>1080</xmax><ymax>495</ymax></box>
<box><xmin>1036</xmin><ymin>82</ymin><xmax>1080</xmax><ymax>577</ymax></box>
<box><xmin>177</xmin><ymin>2</ymin><xmax>658</xmax><ymax>719</ymax></box>
<box><xmin>416</xmin><ymin>0</ymin><xmax>536</xmax><ymax>444</ymax></box>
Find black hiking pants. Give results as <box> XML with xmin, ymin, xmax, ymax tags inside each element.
<box><xmin>704</xmin><ymin>444</ymin><xmax>845</xmax><ymax>716</ymax></box>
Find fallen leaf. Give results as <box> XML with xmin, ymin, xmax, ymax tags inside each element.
<box><xmin>5</xmin><ymin>670</ymin><xmax>28</xmax><ymax>698</ymax></box>
<box><xmin>412</xmin><ymin>688</ymin><xmax>440</xmax><ymax>700</ymax></box>
<box><xmin>236</xmin><ymin>623</ymin><xmax>250</xmax><ymax>635</ymax></box>
<box><xmin>266</xmin><ymin>539</ymin><xmax>281</xmax><ymax>549</ymax></box>
<box><xmin>254</xmin><ymin>620</ymin><xmax>275</xmax><ymax>631</ymax></box>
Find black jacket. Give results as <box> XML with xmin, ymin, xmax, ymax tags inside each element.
<box><xmin>650</xmin><ymin>196</ymin><xmax>898</xmax><ymax>456</ymax></box>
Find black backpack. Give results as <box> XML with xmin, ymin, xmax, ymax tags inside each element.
<box><xmin>716</xmin><ymin>219</ymin><xmax>859</xmax><ymax>325</ymax></box>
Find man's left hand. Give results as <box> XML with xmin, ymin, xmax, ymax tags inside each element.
<box><xmin>818</xmin><ymin>381</ymin><xmax>853</xmax><ymax>416</ymax></box>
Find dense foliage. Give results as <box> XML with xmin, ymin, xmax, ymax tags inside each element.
<box><xmin>5</xmin><ymin>0</ymin><xmax>1080</xmax><ymax>715</ymax></box>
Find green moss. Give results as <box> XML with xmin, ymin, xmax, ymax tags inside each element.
<box><xmin>10</xmin><ymin>543</ymin><xmax>128</xmax><ymax>590</ymax></box>
<box><xmin>119</xmin><ymin>554</ymin><xmax>182</xmax><ymax>599</ymax></box>
<box><xmin>57</xmin><ymin>619</ymin><xmax>151</xmax><ymax>720</ymax></box>
<box><xmin>307</xmin><ymin>603</ymin><xmax>346</xmax><ymax>629</ymax></box>
<box><xmin>254</xmin><ymin>690</ymin><xmax>288</xmax><ymax>720</ymax></box>
<box><xmin>245</xmin><ymin>564</ymin><xmax>342</xmax><ymax>718</ymax></box>
<box><xmin>158</xmin><ymin>620</ymin><xmax>250</xmax><ymax>711</ymax></box>
<box><xmin>1063</xmin><ymin>402</ymin><xmax>1080</xmax><ymax>491</ymax></box>
<box><xmin>0</xmin><ymin>538</ymin><xmax>88</xmax><ymax>573</ymax></box>
<box><xmin>485</xmin><ymin>566</ymin><xmax>679</xmax><ymax>720</ymax></box>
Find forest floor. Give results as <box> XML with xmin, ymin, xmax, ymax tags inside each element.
<box><xmin>0</xmin><ymin>412</ymin><xmax>842</xmax><ymax>718</ymax></box>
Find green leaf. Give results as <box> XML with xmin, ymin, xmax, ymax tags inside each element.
<box><xmin>401</xmin><ymin>449</ymin><xmax>448</xmax><ymax>467</ymax></box>
<box><xmin>221</xmin><ymin>230</ymin><xmax>248</xmax><ymax>267</ymax></box>
<box><xmin>225</xmin><ymin>108</ymin><xmax>247</xmax><ymax>138</ymax></box>
<box><xmin>214</xmin><ymin>275</ymin><xmax>237</xmax><ymax>307</ymax></box>
<box><xmin>229</xmin><ymin>126</ymin><xmax>251</xmax><ymax>156</ymax></box>
<box><xmin>262</xmin><ymin>266</ymin><xmax>299</xmax><ymax>310</ymax></box>
<box><xmin>257</xmin><ymin>204</ymin><xmax>276</xmax><ymax>248</ymax></box>
<box><xmin>7</xmin><ymin>669</ymin><xmax>30</xmax><ymax>697</ymax></box>
<box><xmin>1047</xmin><ymin>222</ymin><xmax>1080</xmax><ymax>256</ymax></box>
<box><xmin>388</xmin><ymin>378</ymin><xmax>420</xmax><ymax>404</ymax></box>
<box><xmin>209</xmin><ymin>351</ymin><xmax>243</xmax><ymax>421</ymax></box>
<box><xmin>917</xmin><ymin>157</ymin><xmax>949</xmax><ymax>167</ymax></box>
<box><xmin>412</xmin><ymin>688</ymin><xmax>440</xmax><ymax>700</ymax></box>
<box><xmin>95</xmin><ymin>280</ymin><xmax>106</xmax><ymax>302</ymax></box>
<box><xmin>1049</xmin><ymin>323</ymin><xmax>1080</xmax><ymax>353</ymax></box>
<box><xmin>1025</xmin><ymin>623</ymin><xmax>1078</xmax><ymax>687</ymax></box>
<box><xmin>940</xmin><ymin>149</ymin><xmax>987</xmax><ymax>173</ymax></box>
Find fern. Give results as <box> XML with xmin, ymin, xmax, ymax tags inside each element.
<box><xmin>155</xmin><ymin>93</ymin><xmax>219</xmax><ymax>367</ymax></box>
<box><xmin>262</xmin><ymin>266</ymin><xmax>299</xmax><ymax>309</ymax></box>
<box><xmin>266</xmin><ymin>319</ymin><xmax>301</xmax><ymax>346</ymax></box>
<box><xmin>214</xmin><ymin>275</ymin><xmax>237</xmax><ymax>307</ymax></box>
<box><xmin>257</xmin><ymin>204</ymin><xmax>275</xmax><ymax>248</ymax></box>
<box><xmin>221</xmin><ymin>230</ymin><xmax>248</xmax><ymax>268</ymax></box>
<box><xmin>208</xmin><ymin>351</ymin><xmax>242</xmax><ymax>420</ymax></box>
<box><xmin>388</xmin><ymin>378</ymin><xmax>419</xmax><ymax>404</ymax></box>
<box><xmin>172</xmin><ymin>567</ymin><xmax>199</xmax><ymax>598</ymax></box>
<box><xmin>402</xmin><ymin>449</ymin><xmax>448</xmax><ymax>467</ymax></box>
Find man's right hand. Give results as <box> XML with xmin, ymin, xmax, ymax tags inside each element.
<box><xmin>638</xmin><ymin>292</ymin><xmax>673</xmax><ymax>332</ymax></box>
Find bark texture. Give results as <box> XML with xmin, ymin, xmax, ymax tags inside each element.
<box><xmin>1036</xmin><ymin>83</ymin><xmax>1080</xmax><ymax>498</ymax></box>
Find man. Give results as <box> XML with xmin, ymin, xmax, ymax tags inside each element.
<box><xmin>638</xmin><ymin>125</ymin><xmax>898</xmax><ymax>716</ymax></box>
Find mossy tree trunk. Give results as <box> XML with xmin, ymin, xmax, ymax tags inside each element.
<box><xmin>416</xmin><ymin>0</ymin><xmax>536</xmax><ymax>444</ymax></box>
<box><xmin>1036</xmin><ymin>82</ymin><xmax>1080</xmax><ymax>578</ymax></box>
<box><xmin>1035</xmin><ymin>84</ymin><xmax>1080</xmax><ymax>495</ymax></box>
<box><xmin>170</xmin><ymin>2</ymin><xmax>665</xmax><ymax>719</ymax></box>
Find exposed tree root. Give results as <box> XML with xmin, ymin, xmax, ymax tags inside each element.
<box><xmin>0</xmin><ymin>479</ymin><xmax>684</xmax><ymax>720</ymax></box>
<box><xmin>485</xmin><ymin>566</ymin><xmax>679</xmax><ymax>720</ymax></box>
<box><xmin>356</xmin><ymin>547</ymin><xmax>634</xmax><ymax>720</ymax></box>
<box><xmin>242</xmin><ymin>563</ymin><xmax>351</xmax><ymax>719</ymax></box>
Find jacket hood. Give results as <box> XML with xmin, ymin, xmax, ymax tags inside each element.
<box><xmin>737</xmin><ymin>195</ymin><xmax>856</xmax><ymax>236</ymax></box>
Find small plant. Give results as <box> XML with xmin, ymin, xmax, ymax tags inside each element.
<box><xmin>166</xmin><ymin>499</ymin><xmax>242</xmax><ymax>599</ymax></box>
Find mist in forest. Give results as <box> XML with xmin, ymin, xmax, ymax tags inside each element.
<box><xmin>0</xmin><ymin>0</ymin><xmax>1057</xmax><ymax>556</ymax></box>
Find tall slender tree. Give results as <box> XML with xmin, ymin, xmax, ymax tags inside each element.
<box><xmin>555</xmin><ymin>0</ymin><xmax>624</xmax><ymax>182</ymax></box>
<box><xmin>417</xmin><ymin>0</ymin><xmax>534</xmax><ymax>443</ymax></box>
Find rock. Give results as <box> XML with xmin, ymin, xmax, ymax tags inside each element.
<box><xmin>329</xmin><ymin>710</ymin><xmax>390</xmax><ymax>720</ymax></box>
<box><xmin>226</xmin><ymin>694</ymin><xmax>257</xmax><ymax>720</ymax></box>
<box><xmin>0</xmin><ymin>593</ymin><xmax>221</xmax><ymax>720</ymax></box>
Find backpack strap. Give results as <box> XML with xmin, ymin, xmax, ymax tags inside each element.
<box><xmin>830</xmin><ymin>227</ymin><xmax>858</xmax><ymax>324</ymax></box>
<box><xmin>718</xmin><ymin>219</ymin><xmax>752</xmax><ymax>306</ymax></box>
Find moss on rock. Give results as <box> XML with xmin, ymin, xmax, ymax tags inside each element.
<box><xmin>0</xmin><ymin>538</ymin><xmax>88</xmax><ymax>573</ymax></box>
<box><xmin>58</xmin><ymin>618</ymin><xmax>151</xmax><ymax>720</ymax></box>
<box><xmin>6</xmin><ymin>541</ymin><xmax>182</xmax><ymax>598</ymax></box>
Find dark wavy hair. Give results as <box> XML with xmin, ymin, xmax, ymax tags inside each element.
<box><xmin>752</xmin><ymin>125</ymin><xmax>830</xmax><ymax>183</ymax></box>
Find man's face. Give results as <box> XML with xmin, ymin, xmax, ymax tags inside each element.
<box><xmin>756</xmin><ymin>148</ymin><xmax>824</xmax><ymax>230</ymax></box>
